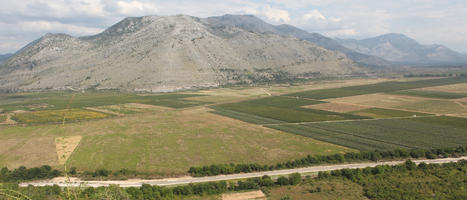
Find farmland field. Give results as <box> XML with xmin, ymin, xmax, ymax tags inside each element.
<box><xmin>0</xmin><ymin>92</ymin><xmax>208</xmax><ymax>113</ymax></box>
<box><xmin>0</xmin><ymin>76</ymin><xmax>466</xmax><ymax>177</ymax></box>
<box><xmin>390</xmin><ymin>89</ymin><xmax>467</xmax><ymax>99</ymax></box>
<box><xmin>0</xmin><ymin>106</ymin><xmax>353</xmax><ymax>175</ymax></box>
<box><xmin>285</xmin><ymin>76</ymin><xmax>467</xmax><ymax>99</ymax></box>
<box><xmin>212</xmin><ymin>96</ymin><xmax>368</xmax><ymax>123</ymax></box>
<box><xmin>349</xmin><ymin>108</ymin><xmax>431</xmax><ymax>118</ymax></box>
<box><xmin>417</xmin><ymin>82</ymin><xmax>467</xmax><ymax>93</ymax></box>
<box><xmin>11</xmin><ymin>109</ymin><xmax>112</xmax><ymax>124</ymax></box>
<box><xmin>267</xmin><ymin>116</ymin><xmax>467</xmax><ymax>151</ymax></box>
<box><xmin>395</xmin><ymin>99</ymin><xmax>466</xmax><ymax>115</ymax></box>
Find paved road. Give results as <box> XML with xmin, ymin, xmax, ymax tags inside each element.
<box><xmin>19</xmin><ymin>156</ymin><xmax>466</xmax><ymax>188</ymax></box>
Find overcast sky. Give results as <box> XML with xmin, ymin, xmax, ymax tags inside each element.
<box><xmin>1</xmin><ymin>0</ymin><xmax>466</xmax><ymax>54</ymax></box>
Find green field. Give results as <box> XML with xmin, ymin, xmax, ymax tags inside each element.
<box><xmin>11</xmin><ymin>109</ymin><xmax>112</xmax><ymax>124</ymax></box>
<box><xmin>390</xmin><ymin>89</ymin><xmax>467</xmax><ymax>99</ymax></box>
<box><xmin>212</xmin><ymin>96</ymin><xmax>368</xmax><ymax>123</ymax></box>
<box><xmin>0</xmin><ymin>92</ymin><xmax>208</xmax><ymax>113</ymax></box>
<box><xmin>267</xmin><ymin>116</ymin><xmax>467</xmax><ymax>151</ymax></box>
<box><xmin>0</xmin><ymin>107</ymin><xmax>353</xmax><ymax>175</ymax></box>
<box><xmin>285</xmin><ymin>76</ymin><xmax>467</xmax><ymax>99</ymax></box>
<box><xmin>0</xmin><ymin>115</ymin><xmax>6</xmax><ymax>123</ymax></box>
<box><xmin>1</xmin><ymin>76</ymin><xmax>466</xmax><ymax>177</ymax></box>
<box><xmin>349</xmin><ymin>108</ymin><xmax>432</xmax><ymax>118</ymax></box>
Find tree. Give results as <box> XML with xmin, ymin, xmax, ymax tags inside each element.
<box><xmin>288</xmin><ymin>173</ymin><xmax>301</xmax><ymax>185</ymax></box>
<box><xmin>276</xmin><ymin>176</ymin><xmax>289</xmax><ymax>185</ymax></box>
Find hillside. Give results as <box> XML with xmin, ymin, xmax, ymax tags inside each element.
<box><xmin>337</xmin><ymin>33</ymin><xmax>467</xmax><ymax>66</ymax></box>
<box><xmin>0</xmin><ymin>15</ymin><xmax>362</xmax><ymax>92</ymax></box>
<box><xmin>206</xmin><ymin>14</ymin><xmax>391</xmax><ymax>68</ymax></box>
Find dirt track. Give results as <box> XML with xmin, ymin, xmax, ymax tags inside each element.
<box><xmin>19</xmin><ymin>156</ymin><xmax>467</xmax><ymax>188</ymax></box>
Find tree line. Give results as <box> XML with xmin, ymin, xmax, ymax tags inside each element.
<box><xmin>0</xmin><ymin>165</ymin><xmax>60</xmax><ymax>182</ymax></box>
<box><xmin>188</xmin><ymin>146</ymin><xmax>467</xmax><ymax>176</ymax></box>
<box><xmin>2</xmin><ymin>159</ymin><xmax>465</xmax><ymax>199</ymax></box>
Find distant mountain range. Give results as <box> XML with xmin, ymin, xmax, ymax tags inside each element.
<box><xmin>1</xmin><ymin>14</ymin><xmax>465</xmax><ymax>92</ymax></box>
<box><xmin>206</xmin><ymin>15</ymin><xmax>391</xmax><ymax>68</ymax></box>
<box><xmin>0</xmin><ymin>15</ymin><xmax>361</xmax><ymax>92</ymax></box>
<box><xmin>336</xmin><ymin>33</ymin><xmax>467</xmax><ymax>66</ymax></box>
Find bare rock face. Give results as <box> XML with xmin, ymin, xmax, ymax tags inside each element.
<box><xmin>0</xmin><ymin>15</ymin><xmax>363</xmax><ymax>92</ymax></box>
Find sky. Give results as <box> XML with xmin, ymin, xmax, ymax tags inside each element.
<box><xmin>0</xmin><ymin>0</ymin><xmax>466</xmax><ymax>54</ymax></box>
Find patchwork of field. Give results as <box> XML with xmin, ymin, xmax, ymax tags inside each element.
<box><xmin>267</xmin><ymin>116</ymin><xmax>467</xmax><ymax>151</ymax></box>
<box><xmin>0</xmin><ymin>106</ymin><xmax>353</xmax><ymax>175</ymax></box>
<box><xmin>212</xmin><ymin>96</ymin><xmax>368</xmax><ymax>124</ymax></box>
<box><xmin>211</xmin><ymin>77</ymin><xmax>467</xmax><ymax>152</ymax></box>
<box><xmin>0</xmin><ymin>76</ymin><xmax>466</xmax><ymax>176</ymax></box>
<box><xmin>0</xmin><ymin>92</ymin><xmax>208</xmax><ymax>113</ymax></box>
<box><xmin>285</xmin><ymin>76</ymin><xmax>467</xmax><ymax>99</ymax></box>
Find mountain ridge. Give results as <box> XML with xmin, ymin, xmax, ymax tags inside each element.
<box><xmin>0</xmin><ymin>15</ymin><xmax>362</xmax><ymax>92</ymax></box>
<box><xmin>336</xmin><ymin>33</ymin><xmax>467</xmax><ymax>66</ymax></box>
<box><xmin>206</xmin><ymin>14</ymin><xmax>391</xmax><ymax>68</ymax></box>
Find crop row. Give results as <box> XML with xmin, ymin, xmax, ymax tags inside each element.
<box><xmin>267</xmin><ymin>117</ymin><xmax>467</xmax><ymax>151</ymax></box>
<box><xmin>212</xmin><ymin>96</ymin><xmax>368</xmax><ymax>123</ymax></box>
<box><xmin>285</xmin><ymin>76</ymin><xmax>467</xmax><ymax>99</ymax></box>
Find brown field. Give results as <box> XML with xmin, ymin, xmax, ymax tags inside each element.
<box><xmin>396</xmin><ymin>99</ymin><xmax>467</xmax><ymax>116</ymax></box>
<box><xmin>417</xmin><ymin>83</ymin><xmax>467</xmax><ymax>93</ymax></box>
<box><xmin>55</xmin><ymin>136</ymin><xmax>82</xmax><ymax>165</ymax></box>
<box><xmin>304</xmin><ymin>102</ymin><xmax>370</xmax><ymax>113</ymax></box>
<box><xmin>222</xmin><ymin>190</ymin><xmax>266</xmax><ymax>200</ymax></box>
<box><xmin>0</xmin><ymin>106</ymin><xmax>353</xmax><ymax>175</ymax></box>
<box><xmin>0</xmin><ymin>137</ymin><xmax>58</xmax><ymax>169</ymax></box>
<box><xmin>328</xmin><ymin>93</ymin><xmax>430</xmax><ymax>108</ymax></box>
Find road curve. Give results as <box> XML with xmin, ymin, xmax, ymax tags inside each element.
<box><xmin>19</xmin><ymin>156</ymin><xmax>467</xmax><ymax>188</ymax></box>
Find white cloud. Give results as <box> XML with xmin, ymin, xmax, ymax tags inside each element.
<box><xmin>303</xmin><ymin>10</ymin><xmax>326</xmax><ymax>21</ymax></box>
<box><xmin>259</xmin><ymin>5</ymin><xmax>290</xmax><ymax>23</ymax></box>
<box><xmin>117</xmin><ymin>0</ymin><xmax>158</xmax><ymax>16</ymax></box>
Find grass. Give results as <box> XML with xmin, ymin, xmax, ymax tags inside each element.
<box><xmin>212</xmin><ymin>96</ymin><xmax>368</xmax><ymax>124</ymax></box>
<box><xmin>267</xmin><ymin>116</ymin><xmax>467</xmax><ymax>151</ymax></box>
<box><xmin>0</xmin><ymin>115</ymin><xmax>6</xmax><ymax>123</ymax></box>
<box><xmin>0</xmin><ymin>92</ymin><xmax>208</xmax><ymax>113</ymax></box>
<box><xmin>0</xmin><ymin>107</ymin><xmax>354</xmax><ymax>175</ymax></box>
<box><xmin>267</xmin><ymin>177</ymin><xmax>367</xmax><ymax>200</ymax></box>
<box><xmin>349</xmin><ymin>108</ymin><xmax>432</xmax><ymax>118</ymax></box>
<box><xmin>285</xmin><ymin>76</ymin><xmax>467</xmax><ymax>99</ymax></box>
<box><xmin>390</xmin><ymin>89</ymin><xmax>467</xmax><ymax>99</ymax></box>
<box><xmin>10</xmin><ymin>109</ymin><xmax>112</xmax><ymax>124</ymax></box>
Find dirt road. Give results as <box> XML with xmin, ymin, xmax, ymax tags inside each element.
<box><xmin>19</xmin><ymin>156</ymin><xmax>466</xmax><ymax>188</ymax></box>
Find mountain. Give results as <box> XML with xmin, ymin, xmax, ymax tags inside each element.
<box><xmin>337</xmin><ymin>33</ymin><xmax>467</xmax><ymax>66</ymax></box>
<box><xmin>0</xmin><ymin>15</ymin><xmax>362</xmax><ymax>92</ymax></box>
<box><xmin>206</xmin><ymin>14</ymin><xmax>391</xmax><ymax>68</ymax></box>
<box><xmin>0</xmin><ymin>53</ymin><xmax>13</xmax><ymax>64</ymax></box>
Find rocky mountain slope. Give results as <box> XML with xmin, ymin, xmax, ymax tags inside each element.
<box><xmin>0</xmin><ymin>15</ymin><xmax>362</xmax><ymax>92</ymax></box>
<box><xmin>206</xmin><ymin>15</ymin><xmax>391</xmax><ymax>68</ymax></box>
<box><xmin>337</xmin><ymin>33</ymin><xmax>467</xmax><ymax>66</ymax></box>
